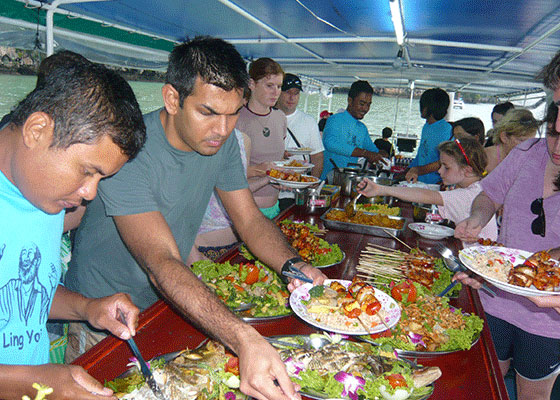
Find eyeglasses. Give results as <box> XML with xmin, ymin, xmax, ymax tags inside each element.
<box><xmin>531</xmin><ymin>197</ymin><xmax>546</xmax><ymax>237</ymax></box>
<box><xmin>454</xmin><ymin>139</ymin><xmax>472</xmax><ymax>168</ymax></box>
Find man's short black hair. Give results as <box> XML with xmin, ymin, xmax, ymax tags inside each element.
<box><xmin>348</xmin><ymin>80</ymin><xmax>373</xmax><ymax>99</ymax></box>
<box><xmin>166</xmin><ymin>36</ymin><xmax>249</xmax><ymax>107</ymax></box>
<box><xmin>382</xmin><ymin>127</ymin><xmax>393</xmax><ymax>138</ymax></box>
<box><xmin>539</xmin><ymin>50</ymin><xmax>560</xmax><ymax>91</ymax></box>
<box><xmin>419</xmin><ymin>88</ymin><xmax>450</xmax><ymax>120</ymax></box>
<box><xmin>10</xmin><ymin>62</ymin><xmax>146</xmax><ymax>159</ymax></box>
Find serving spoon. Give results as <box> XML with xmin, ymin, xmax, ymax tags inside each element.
<box><xmin>345</xmin><ymin>193</ymin><xmax>362</xmax><ymax>217</ymax></box>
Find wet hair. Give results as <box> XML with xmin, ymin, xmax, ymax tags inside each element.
<box><xmin>438</xmin><ymin>137</ymin><xmax>487</xmax><ymax>178</ymax></box>
<box><xmin>419</xmin><ymin>88</ymin><xmax>450</xmax><ymax>120</ymax></box>
<box><xmin>10</xmin><ymin>62</ymin><xmax>146</xmax><ymax>159</ymax></box>
<box><xmin>36</xmin><ymin>50</ymin><xmax>91</xmax><ymax>87</ymax></box>
<box><xmin>166</xmin><ymin>36</ymin><xmax>249</xmax><ymax>107</ymax></box>
<box><xmin>382</xmin><ymin>127</ymin><xmax>393</xmax><ymax>139</ymax></box>
<box><xmin>539</xmin><ymin>50</ymin><xmax>560</xmax><ymax>90</ymax></box>
<box><xmin>544</xmin><ymin>101</ymin><xmax>559</xmax><ymax>129</ymax></box>
<box><xmin>452</xmin><ymin>117</ymin><xmax>485</xmax><ymax>145</ymax></box>
<box><xmin>492</xmin><ymin>108</ymin><xmax>539</xmax><ymax>144</ymax></box>
<box><xmin>248</xmin><ymin>57</ymin><xmax>284</xmax><ymax>82</ymax></box>
<box><xmin>348</xmin><ymin>80</ymin><xmax>373</xmax><ymax>99</ymax></box>
<box><xmin>491</xmin><ymin>102</ymin><xmax>514</xmax><ymax>118</ymax></box>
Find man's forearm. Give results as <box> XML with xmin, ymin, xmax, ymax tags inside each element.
<box><xmin>49</xmin><ymin>285</ymin><xmax>90</xmax><ymax>320</ymax></box>
<box><xmin>147</xmin><ymin>255</ymin><xmax>260</xmax><ymax>353</ymax></box>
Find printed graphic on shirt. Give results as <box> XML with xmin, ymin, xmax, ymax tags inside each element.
<box><xmin>0</xmin><ymin>242</ymin><xmax>58</xmax><ymax>350</ymax></box>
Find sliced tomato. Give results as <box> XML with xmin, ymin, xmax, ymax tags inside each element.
<box><xmin>390</xmin><ymin>280</ymin><xmax>417</xmax><ymax>303</ymax></box>
<box><xmin>364</xmin><ymin>300</ymin><xmax>381</xmax><ymax>316</ymax></box>
<box><xmin>240</xmin><ymin>263</ymin><xmax>260</xmax><ymax>285</ymax></box>
<box><xmin>233</xmin><ymin>284</ymin><xmax>245</xmax><ymax>292</ymax></box>
<box><xmin>225</xmin><ymin>356</ymin><xmax>240</xmax><ymax>375</ymax></box>
<box><xmin>386</xmin><ymin>373</ymin><xmax>407</xmax><ymax>389</ymax></box>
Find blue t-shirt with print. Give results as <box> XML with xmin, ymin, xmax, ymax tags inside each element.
<box><xmin>410</xmin><ymin>119</ymin><xmax>452</xmax><ymax>184</ymax></box>
<box><xmin>0</xmin><ymin>172</ymin><xmax>63</xmax><ymax>365</ymax></box>
<box><xmin>321</xmin><ymin>111</ymin><xmax>379</xmax><ymax>180</ymax></box>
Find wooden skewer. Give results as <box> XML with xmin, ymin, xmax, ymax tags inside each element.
<box><xmin>382</xmin><ymin>228</ymin><xmax>412</xmax><ymax>250</ymax></box>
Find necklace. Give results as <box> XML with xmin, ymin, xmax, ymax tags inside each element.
<box><xmin>246</xmin><ymin>105</ymin><xmax>272</xmax><ymax>137</ymax></box>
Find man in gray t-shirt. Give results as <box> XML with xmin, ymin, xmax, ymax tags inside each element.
<box><xmin>65</xmin><ymin>37</ymin><xmax>325</xmax><ymax>400</ymax></box>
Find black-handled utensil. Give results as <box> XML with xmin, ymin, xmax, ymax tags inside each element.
<box><xmin>329</xmin><ymin>158</ymin><xmax>342</xmax><ymax>172</ymax></box>
<box><xmin>118</xmin><ymin>311</ymin><xmax>168</xmax><ymax>400</ymax></box>
<box><xmin>282</xmin><ymin>265</ymin><xmax>313</xmax><ymax>283</ymax></box>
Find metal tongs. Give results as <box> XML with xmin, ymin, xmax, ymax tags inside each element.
<box><xmin>434</xmin><ymin>244</ymin><xmax>497</xmax><ymax>297</ymax></box>
<box><xmin>118</xmin><ymin>311</ymin><xmax>168</xmax><ymax>400</ymax></box>
<box><xmin>282</xmin><ymin>265</ymin><xmax>313</xmax><ymax>283</ymax></box>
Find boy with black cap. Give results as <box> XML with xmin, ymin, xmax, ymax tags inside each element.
<box><xmin>276</xmin><ymin>73</ymin><xmax>324</xmax><ymax>210</ymax></box>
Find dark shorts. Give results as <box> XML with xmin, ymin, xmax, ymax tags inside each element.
<box><xmin>486</xmin><ymin>313</ymin><xmax>560</xmax><ymax>380</ymax></box>
<box><xmin>198</xmin><ymin>243</ymin><xmax>237</xmax><ymax>261</ymax></box>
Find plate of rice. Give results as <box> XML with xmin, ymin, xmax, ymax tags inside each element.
<box><xmin>459</xmin><ymin>245</ymin><xmax>560</xmax><ymax>296</ymax></box>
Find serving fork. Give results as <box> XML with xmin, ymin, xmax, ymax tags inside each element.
<box><xmin>434</xmin><ymin>243</ymin><xmax>496</xmax><ymax>297</ymax></box>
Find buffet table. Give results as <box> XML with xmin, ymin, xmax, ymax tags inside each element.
<box><xmin>73</xmin><ymin>200</ymin><xmax>509</xmax><ymax>400</ymax></box>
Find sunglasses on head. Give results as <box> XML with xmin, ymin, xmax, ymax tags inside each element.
<box><xmin>531</xmin><ymin>197</ymin><xmax>546</xmax><ymax>237</ymax></box>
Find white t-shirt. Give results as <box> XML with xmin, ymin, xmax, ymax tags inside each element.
<box><xmin>281</xmin><ymin>110</ymin><xmax>324</xmax><ymax>200</ymax></box>
<box><xmin>438</xmin><ymin>181</ymin><xmax>498</xmax><ymax>244</ymax></box>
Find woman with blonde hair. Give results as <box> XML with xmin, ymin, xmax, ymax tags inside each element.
<box><xmin>235</xmin><ymin>57</ymin><xmax>286</xmax><ymax>218</ymax></box>
<box><xmin>485</xmin><ymin>108</ymin><xmax>540</xmax><ymax>173</ymax></box>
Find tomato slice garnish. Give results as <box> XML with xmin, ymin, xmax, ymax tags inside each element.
<box><xmin>225</xmin><ymin>356</ymin><xmax>240</xmax><ymax>375</ymax></box>
<box><xmin>386</xmin><ymin>373</ymin><xmax>407</xmax><ymax>389</ymax></box>
<box><xmin>390</xmin><ymin>280</ymin><xmax>417</xmax><ymax>302</ymax></box>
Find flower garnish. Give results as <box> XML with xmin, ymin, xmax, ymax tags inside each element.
<box><xmin>334</xmin><ymin>372</ymin><xmax>365</xmax><ymax>400</ymax></box>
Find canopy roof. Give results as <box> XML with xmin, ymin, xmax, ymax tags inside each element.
<box><xmin>2</xmin><ymin>0</ymin><xmax>560</xmax><ymax>98</ymax></box>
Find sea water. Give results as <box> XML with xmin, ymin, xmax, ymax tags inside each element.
<box><xmin>1</xmin><ymin>73</ymin><xmax>540</xmax><ymax>155</ymax></box>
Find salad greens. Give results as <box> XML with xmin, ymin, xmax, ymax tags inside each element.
<box><xmin>192</xmin><ymin>260</ymin><xmax>290</xmax><ymax>317</ymax></box>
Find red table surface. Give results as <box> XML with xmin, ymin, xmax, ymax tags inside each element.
<box><xmin>74</xmin><ymin>200</ymin><xmax>509</xmax><ymax>400</ymax></box>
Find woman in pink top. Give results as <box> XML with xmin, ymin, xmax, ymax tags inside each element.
<box><xmin>235</xmin><ymin>58</ymin><xmax>287</xmax><ymax>219</ymax></box>
<box><xmin>455</xmin><ymin>102</ymin><xmax>560</xmax><ymax>400</ymax></box>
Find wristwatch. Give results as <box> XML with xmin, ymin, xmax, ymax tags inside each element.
<box><xmin>281</xmin><ymin>256</ymin><xmax>304</xmax><ymax>283</ymax></box>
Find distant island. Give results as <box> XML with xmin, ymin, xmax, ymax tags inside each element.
<box><xmin>0</xmin><ymin>46</ymin><xmax>166</xmax><ymax>83</ymax></box>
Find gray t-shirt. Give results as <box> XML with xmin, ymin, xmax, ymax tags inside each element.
<box><xmin>65</xmin><ymin>109</ymin><xmax>248</xmax><ymax>310</ymax></box>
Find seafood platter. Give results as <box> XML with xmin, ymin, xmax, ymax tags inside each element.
<box><xmin>241</xmin><ymin>220</ymin><xmax>345</xmax><ymax>269</ymax></box>
<box><xmin>289</xmin><ymin>278</ymin><xmax>401</xmax><ymax>335</ymax></box>
<box><xmin>459</xmin><ymin>246</ymin><xmax>560</xmax><ymax>297</ymax></box>
<box><xmin>269</xmin><ymin>334</ymin><xmax>441</xmax><ymax>400</ymax></box>
<box><xmin>106</xmin><ymin>340</ymin><xmax>246</xmax><ymax>399</ymax></box>
<box><xmin>321</xmin><ymin>208</ymin><xmax>407</xmax><ymax>238</ymax></box>
<box><xmin>354</xmin><ymin>245</ymin><xmax>483</xmax><ymax>355</ymax></box>
<box><xmin>191</xmin><ymin>260</ymin><xmax>291</xmax><ymax>320</ymax></box>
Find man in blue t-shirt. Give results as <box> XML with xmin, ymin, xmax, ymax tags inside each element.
<box><xmin>405</xmin><ymin>88</ymin><xmax>452</xmax><ymax>184</ymax></box>
<box><xmin>321</xmin><ymin>80</ymin><xmax>386</xmax><ymax>180</ymax></box>
<box><xmin>0</xmin><ymin>54</ymin><xmax>145</xmax><ymax>398</ymax></box>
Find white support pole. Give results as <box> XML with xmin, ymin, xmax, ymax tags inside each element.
<box><xmin>406</xmin><ymin>80</ymin><xmax>415</xmax><ymax>136</ymax></box>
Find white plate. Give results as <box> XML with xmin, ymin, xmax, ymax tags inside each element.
<box><xmin>397</xmin><ymin>182</ymin><xmax>440</xmax><ymax>191</ymax></box>
<box><xmin>269</xmin><ymin>175</ymin><xmax>319</xmax><ymax>188</ymax></box>
<box><xmin>289</xmin><ymin>279</ymin><xmax>401</xmax><ymax>335</ymax></box>
<box><xmin>459</xmin><ymin>246</ymin><xmax>560</xmax><ymax>297</ymax></box>
<box><xmin>286</xmin><ymin>147</ymin><xmax>313</xmax><ymax>155</ymax></box>
<box><xmin>273</xmin><ymin>160</ymin><xmax>314</xmax><ymax>173</ymax></box>
<box><xmin>408</xmin><ymin>222</ymin><xmax>454</xmax><ymax>240</ymax></box>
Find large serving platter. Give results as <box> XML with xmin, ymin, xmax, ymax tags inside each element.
<box><xmin>320</xmin><ymin>207</ymin><xmax>407</xmax><ymax>238</ymax></box>
<box><xmin>268</xmin><ymin>334</ymin><xmax>435</xmax><ymax>400</ymax></box>
<box><xmin>357</xmin><ymin>311</ymin><xmax>482</xmax><ymax>357</ymax></box>
<box><xmin>269</xmin><ymin>174</ymin><xmax>319</xmax><ymax>188</ymax></box>
<box><xmin>459</xmin><ymin>245</ymin><xmax>560</xmax><ymax>297</ymax></box>
<box><xmin>289</xmin><ymin>279</ymin><xmax>401</xmax><ymax>335</ymax></box>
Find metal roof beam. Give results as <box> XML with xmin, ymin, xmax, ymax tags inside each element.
<box><xmin>216</xmin><ymin>0</ymin><xmax>335</xmax><ymax>65</ymax></box>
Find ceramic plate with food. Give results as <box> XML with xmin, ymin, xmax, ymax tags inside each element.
<box><xmin>290</xmin><ymin>279</ymin><xmax>401</xmax><ymax>335</ymax></box>
<box><xmin>269</xmin><ymin>174</ymin><xmax>319</xmax><ymax>188</ymax></box>
<box><xmin>269</xmin><ymin>334</ymin><xmax>439</xmax><ymax>400</ymax></box>
<box><xmin>459</xmin><ymin>246</ymin><xmax>560</xmax><ymax>297</ymax></box>
<box><xmin>191</xmin><ymin>260</ymin><xmax>292</xmax><ymax>320</ymax></box>
<box><xmin>273</xmin><ymin>160</ymin><xmax>314</xmax><ymax>172</ymax></box>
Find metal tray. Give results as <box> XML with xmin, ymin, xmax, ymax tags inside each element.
<box><xmin>320</xmin><ymin>207</ymin><xmax>408</xmax><ymax>237</ymax></box>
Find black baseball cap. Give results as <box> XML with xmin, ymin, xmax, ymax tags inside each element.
<box><xmin>282</xmin><ymin>73</ymin><xmax>302</xmax><ymax>91</ymax></box>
